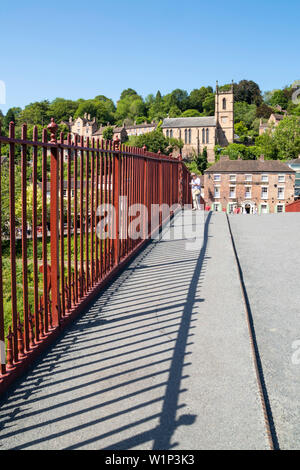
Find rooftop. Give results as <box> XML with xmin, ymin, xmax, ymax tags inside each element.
<box><xmin>161</xmin><ymin>117</ymin><xmax>216</xmax><ymax>128</ymax></box>
<box><xmin>205</xmin><ymin>158</ymin><xmax>295</xmax><ymax>173</ymax></box>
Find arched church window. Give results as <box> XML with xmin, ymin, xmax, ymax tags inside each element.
<box><xmin>222</xmin><ymin>98</ymin><xmax>226</xmax><ymax>110</ymax></box>
<box><xmin>188</xmin><ymin>129</ymin><xmax>191</xmax><ymax>144</ymax></box>
<box><xmin>206</xmin><ymin>128</ymin><xmax>209</xmax><ymax>144</ymax></box>
<box><xmin>170</xmin><ymin>129</ymin><xmax>173</xmax><ymax>138</ymax></box>
<box><xmin>185</xmin><ymin>129</ymin><xmax>188</xmax><ymax>144</ymax></box>
<box><xmin>166</xmin><ymin>130</ymin><xmax>169</xmax><ymax>138</ymax></box>
<box><xmin>202</xmin><ymin>128</ymin><xmax>205</xmax><ymax>143</ymax></box>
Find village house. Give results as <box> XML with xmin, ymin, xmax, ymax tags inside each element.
<box><xmin>204</xmin><ymin>155</ymin><xmax>295</xmax><ymax>214</ymax></box>
<box><xmin>161</xmin><ymin>82</ymin><xmax>235</xmax><ymax>162</ymax></box>
<box><xmin>63</xmin><ymin>114</ymin><xmax>98</xmax><ymax>141</ymax></box>
<box><xmin>258</xmin><ymin>113</ymin><xmax>286</xmax><ymax>135</ymax></box>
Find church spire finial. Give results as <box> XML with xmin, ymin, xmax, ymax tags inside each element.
<box><xmin>216</xmin><ymin>80</ymin><xmax>219</xmax><ymax>94</ymax></box>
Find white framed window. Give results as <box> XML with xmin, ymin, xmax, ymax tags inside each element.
<box><xmin>261</xmin><ymin>186</ymin><xmax>268</xmax><ymax>199</ymax></box>
<box><xmin>261</xmin><ymin>174</ymin><xmax>269</xmax><ymax>182</ymax></box>
<box><xmin>229</xmin><ymin>174</ymin><xmax>236</xmax><ymax>182</ymax></box>
<box><xmin>261</xmin><ymin>204</ymin><xmax>268</xmax><ymax>214</ymax></box>
<box><xmin>229</xmin><ymin>186</ymin><xmax>236</xmax><ymax>198</ymax></box>
<box><xmin>245</xmin><ymin>174</ymin><xmax>252</xmax><ymax>182</ymax></box>
<box><xmin>278</xmin><ymin>174</ymin><xmax>285</xmax><ymax>183</ymax></box>
<box><xmin>214</xmin><ymin>174</ymin><xmax>221</xmax><ymax>182</ymax></box>
<box><xmin>245</xmin><ymin>186</ymin><xmax>252</xmax><ymax>199</ymax></box>
<box><xmin>277</xmin><ymin>187</ymin><xmax>285</xmax><ymax>199</ymax></box>
<box><xmin>214</xmin><ymin>186</ymin><xmax>220</xmax><ymax>198</ymax></box>
<box><xmin>213</xmin><ymin>203</ymin><xmax>220</xmax><ymax>211</ymax></box>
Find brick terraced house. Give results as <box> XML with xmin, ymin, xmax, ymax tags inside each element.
<box><xmin>204</xmin><ymin>156</ymin><xmax>296</xmax><ymax>214</ymax></box>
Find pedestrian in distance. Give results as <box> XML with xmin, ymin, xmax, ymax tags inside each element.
<box><xmin>190</xmin><ymin>173</ymin><xmax>201</xmax><ymax>210</ymax></box>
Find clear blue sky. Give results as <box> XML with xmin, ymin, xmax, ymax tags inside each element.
<box><xmin>0</xmin><ymin>0</ymin><xmax>299</xmax><ymax>113</ymax></box>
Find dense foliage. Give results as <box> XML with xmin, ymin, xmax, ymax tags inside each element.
<box><xmin>0</xmin><ymin>80</ymin><xmax>299</xmax><ymax>163</ymax></box>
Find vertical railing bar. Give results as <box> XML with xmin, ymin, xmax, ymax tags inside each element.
<box><xmin>41</xmin><ymin>129</ymin><xmax>48</xmax><ymax>334</ymax></box>
<box><xmin>108</xmin><ymin>141</ymin><xmax>112</xmax><ymax>269</ymax></box>
<box><xmin>79</xmin><ymin>136</ymin><xmax>84</xmax><ymax>297</ymax></box>
<box><xmin>85</xmin><ymin>137</ymin><xmax>89</xmax><ymax>292</ymax></box>
<box><xmin>67</xmin><ymin>133</ymin><xmax>72</xmax><ymax>310</ymax></box>
<box><xmin>59</xmin><ymin>132</ymin><xmax>65</xmax><ymax>318</ymax></box>
<box><xmin>21</xmin><ymin>124</ymin><xmax>29</xmax><ymax>351</ymax></box>
<box><xmin>32</xmin><ymin>126</ymin><xmax>40</xmax><ymax>334</ymax></box>
<box><xmin>9</xmin><ymin>122</ymin><xmax>18</xmax><ymax>363</ymax></box>
<box><xmin>73</xmin><ymin>135</ymin><xmax>78</xmax><ymax>303</ymax></box>
<box><xmin>95</xmin><ymin>139</ymin><xmax>99</xmax><ymax>281</ymax></box>
<box><xmin>90</xmin><ymin>138</ymin><xmax>95</xmax><ymax>286</ymax></box>
<box><xmin>0</xmin><ymin>123</ymin><xmax>6</xmax><ymax>374</ymax></box>
<box><xmin>99</xmin><ymin>140</ymin><xmax>103</xmax><ymax>279</ymax></box>
<box><xmin>103</xmin><ymin>142</ymin><xmax>108</xmax><ymax>275</ymax></box>
<box><xmin>113</xmin><ymin>141</ymin><xmax>120</xmax><ymax>266</ymax></box>
<box><xmin>48</xmin><ymin>118</ymin><xmax>61</xmax><ymax>328</ymax></box>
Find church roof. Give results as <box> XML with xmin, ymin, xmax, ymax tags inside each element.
<box><xmin>161</xmin><ymin>117</ymin><xmax>216</xmax><ymax>128</ymax></box>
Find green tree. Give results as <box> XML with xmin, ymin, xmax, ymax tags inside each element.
<box><xmin>168</xmin><ymin>105</ymin><xmax>181</xmax><ymax>117</ymax></box>
<box><xmin>202</xmin><ymin>93</ymin><xmax>215</xmax><ymax>115</ymax></box>
<box><xmin>219</xmin><ymin>143</ymin><xmax>258</xmax><ymax>160</ymax></box>
<box><xmin>74</xmin><ymin>99</ymin><xmax>114</xmax><ymax>125</ymax></box>
<box><xmin>256</xmin><ymin>103</ymin><xmax>273</xmax><ymax>119</ymax></box>
<box><xmin>4</xmin><ymin>108</ymin><xmax>16</xmax><ymax>129</ymax></box>
<box><xmin>233</xmin><ymin>80</ymin><xmax>262</xmax><ymax>105</ymax></box>
<box><xmin>163</xmin><ymin>89</ymin><xmax>189</xmax><ymax>113</ymax></box>
<box><xmin>148</xmin><ymin>90</ymin><xmax>166</xmax><ymax>121</ymax></box>
<box><xmin>19</xmin><ymin>100</ymin><xmax>50</xmax><ymax>126</ymax></box>
<box><xmin>195</xmin><ymin>147</ymin><xmax>208</xmax><ymax>173</ymax></box>
<box><xmin>234</xmin><ymin>102</ymin><xmax>257</xmax><ymax>127</ymax></box>
<box><xmin>115</xmin><ymin>91</ymin><xmax>145</xmax><ymax>123</ymax></box>
<box><xmin>120</xmin><ymin>88</ymin><xmax>138</xmax><ymax>100</ymax></box>
<box><xmin>235</xmin><ymin>121</ymin><xmax>249</xmax><ymax>143</ymax></box>
<box><xmin>273</xmin><ymin>116</ymin><xmax>300</xmax><ymax>159</ymax></box>
<box><xmin>15</xmin><ymin>184</ymin><xmax>43</xmax><ymax>227</ymax></box>
<box><xmin>102</xmin><ymin>126</ymin><xmax>114</xmax><ymax>141</ymax></box>
<box><xmin>181</xmin><ymin>109</ymin><xmax>202</xmax><ymax>117</ymax></box>
<box><xmin>255</xmin><ymin>133</ymin><xmax>277</xmax><ymax>160</ymax></box>
<box><xmin>48</xmin><ymin>98</ymin><xmax>78</xmax><ymax>123</ymax></box>
<box><xmin>126</xmin><ymin>129</ymin><xmax>181</xmax><ymax>155</ymax></box>
<box><xmin>269</xmin><ymin>89</ymin><xmax>289</xmax><ymax>109</ymax></box>
<box><xmin>188</xmin><ymin>86</ymin><xmax>213</xmax><ymax>112</ymax></box>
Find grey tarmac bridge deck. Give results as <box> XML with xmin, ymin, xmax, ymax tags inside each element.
<box><xmin>0</xmin><ymin>211</ymin><xmax>269</xmax><ymax>450</ymax></box>
<box><xmin>229</xmin><ymin>213</ymin><xmax>300</xmax><ymax>450</ymax></box>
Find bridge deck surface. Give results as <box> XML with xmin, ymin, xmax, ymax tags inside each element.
<box><xmin>1</xmin><ymin>210</ymin><xmax>296</xmax><ymax>450</ymax></box>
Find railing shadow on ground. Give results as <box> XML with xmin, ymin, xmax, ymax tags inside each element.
<box><xmin>0</xmin><ymin>210</ymin><xmax>212</xmax><ymax>450</ymax></box>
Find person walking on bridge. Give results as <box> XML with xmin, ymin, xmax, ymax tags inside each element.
<box><xmin>190</xmin><ymin>173</ymin><xmax>201</xmax><ymax>210</ymax></box>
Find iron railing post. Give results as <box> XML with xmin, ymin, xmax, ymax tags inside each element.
<box><xmin>113</xmin><ymin>138</ymin><xmax>120</xmax><ymax>265</ymax></box>
<box><xmin>178</xmin><ymin>153</ymin><xmax>183</xmax><ymax>207</ymax></box>
<box><xmin>48</xmin><ymin>118</ymin><xmax>61</xmax><ymax>327</ymax></box>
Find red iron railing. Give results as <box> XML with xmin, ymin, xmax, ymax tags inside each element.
<box><xmin>0</xmin><ymin>119</ymin><xmax>191</xmax><ymax>393</ymax></box>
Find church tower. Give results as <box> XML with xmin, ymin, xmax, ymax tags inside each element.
<box><xmin>215</xmin><ymin>81</ymin><xmax>234</xmax><ymax>147</ymax></box>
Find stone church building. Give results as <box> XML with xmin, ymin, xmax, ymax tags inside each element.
<box><xmin>161</xmin><ymin>82</ymin><xmax>234</xmax><ymax>162</ymax></box>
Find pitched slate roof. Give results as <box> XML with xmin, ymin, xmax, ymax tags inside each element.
<box><xmin>161</xmin><ymin>117</ymin><xmax>216</xmax><ymax>128</ymax></box>
<box><xmin>205</xmin><ymin>159</ymin><xmax>295</xmax><ymax>173</ymax></box>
